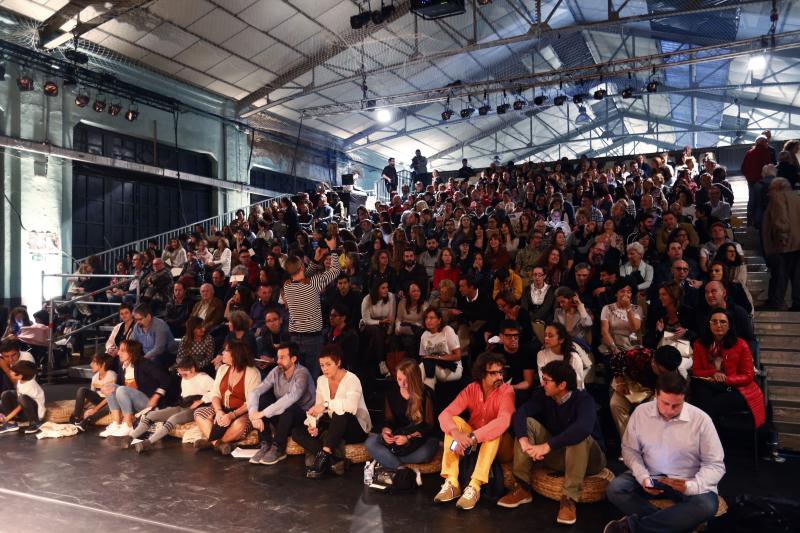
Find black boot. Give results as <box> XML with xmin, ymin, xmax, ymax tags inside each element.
<box><xmin>306</xmin><ymin>450</ymin><xmax>331</xmax><ymax>479</ymax></box>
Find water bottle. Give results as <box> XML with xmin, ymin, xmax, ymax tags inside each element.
<box><xmin>364</xmin><ymin>460</ymin><xmax>376</xmax><ymax>485</ymax></box>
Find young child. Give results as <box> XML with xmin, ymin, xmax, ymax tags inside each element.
<box><xmin>131</xmin><ymin>357</ymin><xmax>214</xmax><ymax>453</ymax></box>
<box><xmin>71</xmin><ymin>353</ymin><xmax>117</xmax><ymax>431</ymax></box>
<box><xmin>0</xmin><ymin>360</ymin><xmax>46</xmax><ymax>434</ymax></box>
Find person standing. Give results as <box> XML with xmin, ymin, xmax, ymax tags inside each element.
<box><xmin>604</xmin><ymin>372</ymin><xmax>725</xmax><ymax>533</ymax></box>
<box><xmin>741</xmin><ymin>135</ymin><xmax>774</xmax><ymax>227</ymax></box>
<box><xmin>382</xmin><ymin>157</ymin><xmax>398</xmax><ymax>197</ymax></box>
<box><xmin>412</xmin><ymin>149</ymin><xmax>429</xmax><ymax>187</ymax></box>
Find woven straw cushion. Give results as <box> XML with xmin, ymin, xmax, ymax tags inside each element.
<box><xmin>284</xmin><ymin>438</ymin><xmax>369</xmax><ymax>463</ymax></box>
<box><xmin>169</xmin><ymin>422</ymin><xmax>196</xmax><ymax>439</ymax></box>
<box><xmin>501</xmin><ymin>463</ymin><xmax>614</xmax><ymax>503</ymax></box>
<box><xmin>239</xmin><ymin>429</ymin><xmax>260</xmax><ymax>447</ymax></box>
<box><xmin>94</xmin><ymin>412</ymin><xmax>114</xmax><ymax>426</ymax></box>
<box><xmin>286</xmin><ymin>438</ymin><xmax>304</xmax><ymax>455</ymax></box>
<box><xmin>405</xmin><ymin>446</ymin><xmax>443</xmax><ymax>474</ymax></box>
<box><xmin>651</xmin><ymin>496</ymin><xmax>728</xmax><ymax>523</ymax></box>
<box><xmin>44</xmin><ymin>400</ymin><xmax>75</xmax><ymax>423</ymax></box>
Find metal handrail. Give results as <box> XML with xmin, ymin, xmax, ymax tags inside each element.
<box><xmin>373</xmin><ymin>169</ymin><xmax>413</xmax><ymax>204</ymax></box>
<box><xmin>74</xmin><ymin>193</ymin><xmax>293</xmax><ymax>274</ymax></box>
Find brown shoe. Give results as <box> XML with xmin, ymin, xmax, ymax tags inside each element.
<box><xmin>557</xmin><ymin>495</ymin><xmax>577</xmax><ymax>525</ymax></box>
<box><xmin>433</xmin><ymin>480</ymin><xmax>461</xmax><ymax>503</ymax></box>
<box><xmin>497</xmin><ymin>485</ymin><xmax>533</xmax><ymax>508</ymax></box>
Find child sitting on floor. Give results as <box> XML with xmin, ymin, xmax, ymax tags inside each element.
<box><xmin>131</xmin><ymin>357</ymin><xmax>214</xmax><ymax>453</ymax></box>
<box><xmin>0</xmin><ymin>360</ymin><xmax>46</xmax><ymax>434</ymax></box>
<box><xmin>71</xmin><ymin>353</ymin><xmax>117</xmax><ymax>431</ymax></box>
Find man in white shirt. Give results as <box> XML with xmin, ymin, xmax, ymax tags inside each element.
<box><xmin>604</xmin><ymin>372</ymin><xmax>724</xmax><ymax>533</ymax></box>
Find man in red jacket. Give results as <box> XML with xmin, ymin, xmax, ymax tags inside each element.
<box><xmin>740</xmin><ymin>135</ymin><xmax>773</xmax><ymax>227</ymax></box>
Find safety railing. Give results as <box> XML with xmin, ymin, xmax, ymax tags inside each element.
<box><xmin>40</xmin><ymin>272</ymin><xmax>139</xmax><ymax>381</ymax></box>
<box><xmin>372</xmin><ymin>169</ymin><xmax>413</xmax><ymax>204</ymax></box>
<box><xmin>74</xmin><ymin>193</ymin><xmax>292</xmax><ymax>274</ymax></box>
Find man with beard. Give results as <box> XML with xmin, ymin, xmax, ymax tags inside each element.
<box><xmin>418</xmin><ymin>236</ymin><xmax>440</xmax><ymax>279</ymax></box>
<box><xmin>247</xmin><ymin>342</ymin><xmax>316</xmax><ymax>466</ymax></box>
<box><xmin>499</xmin><ymin>361</ymin><xmax>606</xmax><ymax>527</ymax></box>
<box><xmin>397</xmin><ymin>248</ymin><xmax>430</xmax><ymax>299</ymax></box>
<box><xmin>434</xmin><ymin>352</ymin><xmax>515</xmax><ymax>511</ymax></box>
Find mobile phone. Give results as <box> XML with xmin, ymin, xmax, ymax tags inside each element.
<box><xmin>450</xmin><ymin>439</ymin><xmax>459</xmax><ymax>452</ymax></box>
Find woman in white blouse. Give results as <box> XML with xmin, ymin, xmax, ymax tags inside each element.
<box><xmin>536</xmin><ymin>323</ymin><xmax>591</xmax><ymax>390</ymax></box>
<box><xmin>418</xmin><ymin>307</ymin><xmax>462</xmax><ymax>390</ymax></box>
<box><xmin>161</xmin><ymin>238</ymin><xmax>187</xmax><ymax>269</ymax></box>
<box><xmin>360</xmin><ymin>280</ymin><xmax>396</xmax><ymax>377</ymax></box>
<box><xmin>210</xmin><ymin>237</ymin><xmax>232</xmax><ymax>276</ymax></box>
<box><xmin>600</xmin><ymin>279</ymin><xmax>642</xmax><ymax>355</ymax></box>
<box><xmin>292</xmin><ymin>344</ymin><xmax>371</xmax><ymax>479</ymax></box>
<box><xmin>395</xmin><ymin>281</ymin><xmax>426</xmax><ymax>359</ymax></box>
<box><xmin>619</xmin><ymin>242</ymin><xmax>653</xmax><ymax>296</ymax></box>
<box><xmin>521</xmin><ymin>265</ymin><xmax>556</xmax><ymax>342</ymax></box>
<box><xmin>553</xmin><ymin>286</ymin><xmax>594</xmax><ymax>345</ymax></box>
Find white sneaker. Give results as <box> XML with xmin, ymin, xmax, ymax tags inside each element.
<box><xmin>99</xmin><ymin>422</ymin><xmax>120</xmax><ymax>438</ymax></box>
<box><xmin>130</xmin><ymin>438</ymin><xmax>144</xmax><ymax>446</ymax></box>
<box><xmin>378</xmin><ymin>361</ymin><xmax>390</xmax><ymax>377</ymax></box>
<box><xmin>109</xmin><ymin>424</ymin><xmax>134</xmax><ymax>437</ymax></box>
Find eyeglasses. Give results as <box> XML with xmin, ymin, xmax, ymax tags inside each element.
<box><xmin>672</xmin><ymin>266</ymin><xmax>689</xmax><ymax>271</ymax></box>
<box><xmin>710</xmin><ymin>319</ymin><xmax>729</xmax><ymax>325</ymax></box>
<box><xmin>540</xmin><ymin>376</ymin><xmax>554</xmax><ymax>384</ymax></box>
<box><xmin>486</xmin><ymin>370</ymin><xmax>504</xmax><ymax>376</ymax></box>
<box><xmin>502</xmin><ymin>333</ymin><xmax>520</xmax><ymax>338</ymax></box>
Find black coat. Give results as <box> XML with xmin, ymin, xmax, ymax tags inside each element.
<box><xmin>115</xmin><ymin>358</ymin><xmax>177</xmax><ymax>407</ymax></box>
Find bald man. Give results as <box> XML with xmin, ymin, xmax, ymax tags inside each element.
<box><xmin>699</xmin><ymin>281</ymin><xmax>754</xmax><ymax>342</ymax></box>
<box><xmin>191</xmin><ymin>283</ymin><xmax>225</xmax><ymax>330</ymax></box>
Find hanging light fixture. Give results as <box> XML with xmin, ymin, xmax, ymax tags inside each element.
<box><xmin>478</xmin><ymin>90</ymin><xmax>491</xmax><ymax>115</ymax></box>
<box><xmin>93</xmin><ymin>93</ymin><xmax>106</xmax><ymax>112</ymax></box>
<box><xmin>575</xmin><ymin>105</ymin><xmax>591</xmax><ymax>124</ymax></box>
<box><xmin>43</xmin><ymin>81</ymin><xmax>59</xmax><ymax>96</ymax></box>
<box><xmin>125</xmin><ymin>103</ymin><xmax>139</xmax><ymax>121</ymax></box>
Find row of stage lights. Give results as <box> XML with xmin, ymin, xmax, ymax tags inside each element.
<box><xmin>439</xmin><ymin>81</ymin><xmax>660</xmax><ymax>121</ymax></box>
<box><xmin>1</xmin><ymin>64</ymin><xmax>139</xmax><ymax>121</ymax></box>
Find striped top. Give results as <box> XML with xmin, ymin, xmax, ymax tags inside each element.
<box><xmin>282</xmin><ymin>254</ymin><xmax>340</xmax><ymax>333</ymax></box>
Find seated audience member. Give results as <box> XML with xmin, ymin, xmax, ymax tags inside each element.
<box><xmin>224</xmin><ymin>310</ymin><xmax>259</xmax><ymax>356</ymax></box>
<box><xmin>553</xmin><ymin>287</ymin><xmax>593</xmax><ymax>347</ymax></box>
<box><xmin>714</xmin><ymin>243</ymin><xmax>752</xmax><ymax>307</ymax></box>
<box><xmin>644</xmin><ymin>281</ymin><xmax>699</xmax><ymax>349</ymax></box>
<box><xmin>247</xmin><ymin>342</ymin><xmax>316</xmax><ymax>466</ymax></box>
<box><xmin>71</xmin><ymin>353</ymin><xmax>117</xmax><ymax>431</ymax></box>
<box><xmin>223</xmin><ymin>283</ymin><xmax>254</xmax><ymax>320</ymax></box>
<box><xmin>619</xmin><ymin>242</ymin><xmax>653</xmax><ymax>296</ymax></box>
<box><xmin>98</xmin><ymin>339</ymin><xmax>173</xmax><ymax>438</ymax></box>
<box><xmin>604</xmin><ymin>373</ymin><xmax>725</xmax><ymax>533</ymax></box>
<box><xmin>324</xmin><ymin>305</ymin><xmax>359</xmax><ymax>371</ymax></box>
<box><xmin>209</xmin><ymin>237</ymin><xmax>232</xmax><ymax>276</ymax></box>
<box><xmin>365</xmin><ymin>359</ymin><xmax>439</xmax><ymax>469</ymax></box>
<box><xmin>435</xmin><ymin>352</ymin><xmax>514</xmax><ymax>511</ymax></box>
<box><xmin>132</xmin><ymin>357</ymin><xmax>214</xmax><ymax>453</ymax></box>
<box><xmin>105</xmin><ymin>303</ymin><xmax>135</xmax><ymax>370</ymax></box>
<box><xmin>522</xmin><ymin>266</ymin><xmax>556</xmax><ymax>340</ymax></box>
<box><xmin>537</xmin><ymin>323</ymin><xmax>591</xmax><ymax>391</ymax></box>
<box><xmin>707</xmin><ymin>260</ymin><xmax>752</xmax><ymax>313</ymax></box>
<box><xmin>455</xmin><ymin>276</ymin><xmax>491</xmax><ymax>356</ymax></box>
<box><xmin>489</xmin><ymin>291</ymin><xmax>535</xmax><ymax>347</ymax></box>
<box><xmin>257</xmin><ymin>308</ymin><xmax>290</xmax><ymax>363</ymax></box>
<box><xmin>137</xmin><ymin>258</ymin><xmax>173</xmax><ymax>311</ymax></box>
<box><xmin>191</xmin><ymin>283</ymin><xmax>226</xmax><ymax>331</ymax></box>
<box><xmin>177</xmin><ymin>249</ymin><xmax>204</xmax><ymax>289</ymax></box>
<box><xmin>691</xmin><ymin>309</ymin><xmax>766</xmax><ymax>428</ymax></box>
<box><xmin>394</xmin><ymin>282</ymin><xmax>426</xmax><ymax>359</ymax></box>
<box><xmin>249</xmin><ymin>284</ymin><xmax>275</xmax><ymax>333</ymax></box>
<box><xmin>236</xmin><ymin>249</ymin><xmax>259</xmax><ymax>288</ymax></box>
<box><xmin>163</xmin><ymin>282</ymin><xmax>192</xmax><ymax>338</ymax></box>
<box><xmin>131</xmin><ymin>303</ymin><xmax>178</xmax><ymax>369</ymax></box>
<box><xmin>161</xmin><ymin>238</ymin><xmax>187</xmax><ymax>269</ymax></box>
<box><xmin>698</xmin><ymin>281</ymin><xmax>754</xmax><ymax>343</ymax></box>
<box><xmin>418</xmin><ymin>307</ymin><xmax>462</xmax><ymax>391</ymax></box>
<box><xmin>210</xmin><ymin>269</ymin><xmax>232</xmax><ymax>302</ymax></box>
<box><xmin>176</xmin><ymin>317</ymin><xmax>215</xmax><ymax>373</ymax></box>
<box><xmin>193</xmin><ymin>341</ymin><xmax>261</xmax><ymax>454</ymax></box>
<box><xmin>492</xmin><ymin>320</ymin><xmax>536</xmax><ymax>404</ymax></box>
<box><xmin>500</xmin><ymin>361</ymin><xmax>606</xmax><ymax>525</ymax></box>
<box><xmin>600</xmin><ymin>280</ymin><xmax>642</xmax><ymax>355</ymax></box>
<box><xmin>651</xmin><ymin>241</ymin><xmax>702</xmax><ymax>290</ymax></box>
<box><xmin>292</xmin><ymin>344</ymin><xmax>372</xmax><ymax>479</ymax></box>
<box><xmin>3</xmin><ymin>306</ymin><xmax>32</xmax><ymax>340</ymax></box>
<box><xmin>0</xmin><ymin>360</ymin><xmax>45</xmax><ymax>434</ymax></box>
<box><xmin>700</xmin><ymin>221</ymin><xmax>741</xmax><ymax>273</ymax></box>
<box><xmin>609</xmin><ymin>346</ymin><xmax>682</xmax><ymax>441</ymax></box>
<box><xmin>360</xmin><ymin>280</ymin><xmax>396</xmax><ymax>377</ymax></box>
<box><xmin>492</xmin><ymin>267</ymin><xmax>523</xmax><ymax>301</ymax></box>
<box><xmin>325</xmin><ymin>275</ymin><xmax>362</xmax><ymax>327</ymax></box>
<box><xmin>397</xmin><ymin>248</ymin><xmax>430</xmax><ymax>299</ymax></box>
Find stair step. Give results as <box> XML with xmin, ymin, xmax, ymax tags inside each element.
<box><xmin>758</xmin><ymin>336</ymin><xmax>800</xmax><ymax>350</ymax></box>
<box><xmin>760</xmin><ymin>350</ymin><xmax>800</xmax><ymax>366</ymax></box>
<box><xmin>776</xmin><ymin>422</ymin><xmax>800</xmax><ymax>437</ymax></box>
<box><xmin>756</xmin><ymin>323</ymin><xmax>800</xmax><ymax>335</ymax></box>
<box><xmin>766</xmin><ymin>365</ymin><xmax>800</xmax><ymax>382</ymax></box>
<box><xmin>779</xmin><ymin>432</ymin><xmax>800</xmax><ymax>452</ymax></box>
<box><xmin>770</xmin><ymin>385</ymin><xmax>800</xmax><ymax>404</ymax></box>
<box><xmin>755</xmin><ymin>312</ymin><xmax>800</xmax><ymax>323</ymax></box>
<box><xmin>774</xmin><ymin>406</ymin><xmax>800</xmax><ymax>425</ymax></box>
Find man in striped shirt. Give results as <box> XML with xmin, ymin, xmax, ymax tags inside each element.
<box><xmin>281</xmin><ymin>237</ymin><xmax>340</xmax><ymax>381</ymax></box>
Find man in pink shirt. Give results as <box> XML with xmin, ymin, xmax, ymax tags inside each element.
<box><xmin>434</xmin><ymin>352</ymin><xmax>515</xmax><ymax>510</ymax></box>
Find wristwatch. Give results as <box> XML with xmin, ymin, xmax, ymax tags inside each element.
<box><xmin>323</xmin><ymin>400</ymin><xmax>329</xmax><ymax>409</ymax></box>
<box><xmin>468</xmin><ymin>432</ymin><xmax>478</xmax><ymax>447</ymax></box>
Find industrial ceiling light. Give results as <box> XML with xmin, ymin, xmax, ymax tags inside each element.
<box><xmin>575</xmin><ymin>105</ymin><xmax>591</xmax><ymax>124</ymax></box>
<box><xmin>350</xmin><ymin>11</ymin><xmax>370</xmax><ymax>29</ymax></box>
<box><xmin>93</xmin><ymin>94</ymin><xmax>106</xmax><ymax>112</ymax></box>
<box><xmin>460</xmin><ymin>95</ymin><xmax>475</xmax><ymax>118</ymax></box>
<box><xmin>496</xmin><ymin>90</ymin><xmax>509</xmax><ymax>114</ymax></box>
<box><xmin>375</xmin><ymin>107</ymin><xmax>392</xmax><ymax>123</ymax></box>
<box><xmin>532</xmin><ymin>95</ymin><xmax>547</xmax><ymax>106</ymax></box>
<box><xmin>441</xmin><ymin>96</ymin><xmax>453</xmax><ymax>120</ymax></box>
<box><xmin>621</xmin><ymin>87</ymin><xmax>634</xmax><ymax>99</ymax></box>
<box><xmin>108</xmin><ymin>100</ymin><xmax>122</xmax><ymax>117</ymax></box>
<box><xmin>43</xmin><ymin>81</ymin><xmax>59</xmax><ymax>96</ymax></box>
<box><xmin>593</xmin><ymin>88</ymin><xmax>607</xmax><ymax>100</ymax></box>
<box><xmin>748</xmin><ymin>54</ymin><xmax>767</xmax><ymax>71</ymax></box>
<box><xmin>125</xmin><ymin>103</ymin><xmax>139</xmax><ymax>122</ymax></box>
<box><xmin>74</xmin><ymin>90</ymin><xmax>89</xmax><ymax>107</ymax></box>
<box><xmin>478</xmin><ymin>90</ymin><xmax>491</xmax><ymax>115</ymax></box>
<box><xmin>16</xmin><ymin>74</ymin><xmax>34</xmax><ymax>91</ymax></box>
<box><xmin>572</xmin><ymin>94</ymin><xmax>584</xmax><ymax>105</ymax></box>
<box><xmin>646</xmin><ymin>80</ymin><xmax>659</xmax><ymax>93</ymax></box>
<box><xmin>553</xmin><ymin>95</ymin><xmax>566</xmax><ymax>106</ymax></box>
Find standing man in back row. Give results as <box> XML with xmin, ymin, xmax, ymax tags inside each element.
<box><xmin>412</xmin><ymin>149</ymin><xmax>429</xmax><ymax>187</ymax></box>
<box><xmin>382</xmin><ymin>157</ymin><xmax>398</xmax><ymax>197</ymax></box>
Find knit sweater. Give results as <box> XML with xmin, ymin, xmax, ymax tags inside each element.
<box><xmin>512</xmin><ymin>388</ymin><xmax>602</xmax><ymax>451</ymax></box>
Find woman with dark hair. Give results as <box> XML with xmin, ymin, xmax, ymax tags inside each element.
<box><xmin>553</xmin><ymin>286</ymin><xmax>593</xmax><ymax>345</ymax></box>
<box><xmin>177</xmin><ymin>316</ymin><xmax>215</xmax><ymax>372</ymax></box>
<box><xmin>395</xmin><ymin>282</ymin><xmax>426</xmax><ymax>359</ymax></box>
<box><xmin>644</xmin><ymin>281</ymin><xmax>698</xmax><ymax>354</ymax></box>
<box><xmin>193</xmin><ymin>341</ymin><xmax>260</xmax><ymax>454</ymax></box>
<box><xmin>466</xmin><ymin>250</ymin><xmax>490</xmax><ymax>292</ymax></box>
<box><xmin>535</xmin><ymin>246</ymin><xmax>567</xmax><ymax>287</ymax></box>
<box><xmin>260</xmin><ymin>253</ymin><xmax>288</xmax><ymax>286</ymax></box>
<box><xmin>707</xmin><ymin>260</ymin><xmax>753</xmax><ymax>313</ymax></box>
<box><xmin>433</xmin><ymin>247</ymin><xmax>461</xmax><ymax>292</ymax></box>
<box><xmin>105</xmin><ymin>303</ymin><xmax>135</xmax><ymax>372</ymax></box>
<box><xmin>472</xmin><ymin>224</ymin><xmax>487</xmax><ymax>252</ymax></box>
<box><xmin>367</xmin><ymin>249</ymin><xmax>397</xmax><ymax>293</ymax></box>
<box><xmin>600</xmin><ymin>280</ymin><xmax>642</xmax><ymax>355</ymax></box>
<box><xmin>98</xmin><ymin>339</ymin><xmax>174</xmax><ymax>438</ymax></box>
<box><xmin>485</xmin><ymin>231</ymin><xmax>511</xmax><ymax>272</ymax></box>
<box><xmin>714</xmin><ymin>243</ymin><xmax>752</xmax><ymax>307</ymax></box>
<box><xmin>224</xmin><ymin>310</ymin><xmax>259</xmax><ymax>357</ymax></box>
<box><xmin>500</xmin><ymin>221</ymin><xmax>520</xmax><ymax>259</ymax></box>
<box><xmin>2</xmin><ymin>307</ymin><xmax>31</xmax><ymax>339</ymax></box>
<box><xmin>536</xmin><ymin>323</ymin><xmax>591</xmax><ymax>390</ymax></box>
<box><xmin>293</xmin><ymin>344</ymin><xmax>371</xmax><ymax>478</ymax></box>
<box><xmin>365</xmin><ymin>358</ymin><xmax>438</xmax><ymax>469</ymax></box>
<box><xmin>418</xmin><ymin>307</ymin><xmax>462</xmax><ymax>390</ymax></box>
<box><xmin>691</xmin><ymin>309</ymin><xmax>766</xmax><ymax>428</ymax></box>
<box><xmin>360</xmin><ymin>281</ymin><xmax>396</xmax><ymax>377</ymax></box>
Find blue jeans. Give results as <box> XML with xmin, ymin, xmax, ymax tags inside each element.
<box><xmin>365</xmin><ymin>434</ymin><xmax>440</xmax><ymax>469</ymax></box>
<box><xmin>105</xmin><ymin>385</ymin><xmax>150</xmax><ymax>415</ymax></box>
<box><xmin>291</xmin><ymin>333</ymin><xmax>323</xmax><ymax>382</ymax></box>
<box><xmin>607</xmin><ymin>472</ymin><xmax>718</xmax><ymax>533</ymax></box>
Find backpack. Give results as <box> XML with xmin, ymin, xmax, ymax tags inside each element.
<box><xmin>706</xmin><ymin>495</ymin><xmax>800</xmax><ymax>533</ymax></box>
<box><xmin>456</xmin><ymin>445</ymin><xmax>506</xmax><ymax>502</ymax></box>
<box><xmin>367</xmin><ymin>465</ymin><xmax>419</xmax><ymax>494</ymax></box>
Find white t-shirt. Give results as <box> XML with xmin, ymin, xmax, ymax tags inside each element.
<box><xmin>419</xmin><ymin>326</ymin><xmax>460</xmax><ymax>358</ymax></box>
<box><xmin>17</xmin><ymin>378</ymin><xmax>46</xmax><ymax>419</ymax></box>
<box><xmin>536</xmin><ymin>348</ymin><xmax>587</xmax><ymax>390</ymax></box>
<box><xmin>18</xmin><ymin>351</ymin><xmax>35</xmax><ymax>364</ymax></box>
<box><xmin>181</xmin><ymin>372</ymin><xmax>215</xmax><ymax>403</ymax></box>
<box><xmin>91</xmin><ymin>370</ymin><xmax>118</xmax><ymax>398</ymax></box>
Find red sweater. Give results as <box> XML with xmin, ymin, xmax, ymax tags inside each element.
<box><xmin>741</xmin><ymin>145</ymin><xmax>772</xmax><ymax>184</ymax></box>
<box><xmin>692</xmin><ymin>338</ymin><xmax>766</xmax><ymax>427</ymax></box>
<box><xmin>433</xmin><ymin>266</ymin><xmax>461</xmax><ymax>290</ymax></box>
<box><xmin>439</xmin><ymin>382</ymin><xmax>515</xmax><ymax>443</ymax></box>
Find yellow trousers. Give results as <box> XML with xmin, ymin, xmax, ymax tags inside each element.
<box><xmin>441</xmin><ymin>416</ymin><xmax>513</xmax><ymax>490</ymax></box>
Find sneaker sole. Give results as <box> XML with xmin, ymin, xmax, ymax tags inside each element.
<box><xmin>434</xmin><ymin>494</ymin><xmax>460</xmax><ymax>503</ymax></box>
<box><xmin>456</xmin><ymin>500</ymin><xmax>478</xmax><ymax>510</ymax></box>
<box><xmin>556</xmin><ymin>518</ymin><xmax>577</xmax><ymax>525</ymax></box>
<box><xmin>497</xmin><ymin>497</ymin><xmax>532</xmax><ymax>509</ymax></box>
<box><xmin>261</xmin><ymin>454</ymin><xmax>287</xmax><ymax>466</ymax></box>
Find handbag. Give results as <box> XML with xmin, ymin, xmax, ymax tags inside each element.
<box><xmin>658</xmin><ymin>331</ymin><xmax>693</xmax><ymax>376</ymax></box>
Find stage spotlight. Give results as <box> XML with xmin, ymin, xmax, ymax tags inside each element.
<box><xmin>478</xmin><ymin>103</ymin><xmax>491</xmax><ymax>115</ymax></box>
<box><xmin>350</xmin><ymin>11</ymin><xmax>370</xmax><ymax>29</ymax></box>
<box><xmin>572</xmin><ymin>94</ymin><xmax>583</xmax><ymax>105</ymax></box>
<box><xmin>93</xmin><ymin>95</ymin><xmax>106</xmax><ymax>113</ymax></box>
<box><xmin>460</xmin><ymin>106</ymin><xmax>475</xmax><ymax>119</ymax></box>
<box><xmin>441</xmin><ymin>108</ymin><xmax>453</xmax><ymax>120</ymax></box>
<box><xmin>496</xmin><ymin>103</ymin><xmax>510</xmax><ymax>114</ymax></box>
<box><xmin>646</xmin><ymin>80</ymin><xmax>659</xmax><ymax>93</ymax></box>
<box><xmin>575</xmin><ymin>105</ymin><xmax>591</xmax><ymax>125</ymax></box>
<box><xmin>533</xmin><ymin>95</ymin><xmax>547</xmax><ymax>106</ymax></box>
<box><xmin>16</xmin><ymin>75</ymin><xmax>34</xmax><ymax>91</ymax></box>
<box><xmin>125</xmin><ymin>103</ymin><xmax>139</xmax><ymax>121</ymax></box>
<box><xmin>75</xmin><ymin>91</ymin><xmax>89</xmax><ymax>107</ymax></box>
<box><xmin>108</xmin><ymin>100</ymin><xmax>122</xmax><ymax>117</ymax></box>
<box><xmin>553</xmin><ymin>95</ymin><xmax>566</xmax><ymax>106</ymax></box>
<box><xmin>593</xmin><ymin>89</ymin><xmax>607</xmax><ymax>100</ymax></box>
<box><xmin>43</xmin><ymin>81</ymin><xmax>59</xmax><ymax>96</ymax></box>
<box><xmin>621</xmin><ymin>87</ymin><xmax>634</xmax><ymax>99</ymax></box>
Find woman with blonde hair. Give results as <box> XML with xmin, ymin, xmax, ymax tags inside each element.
<box><xmin>365</xmin><ymin>358</ymin><xmax>438</xmax><ymax>469</ymax></box>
